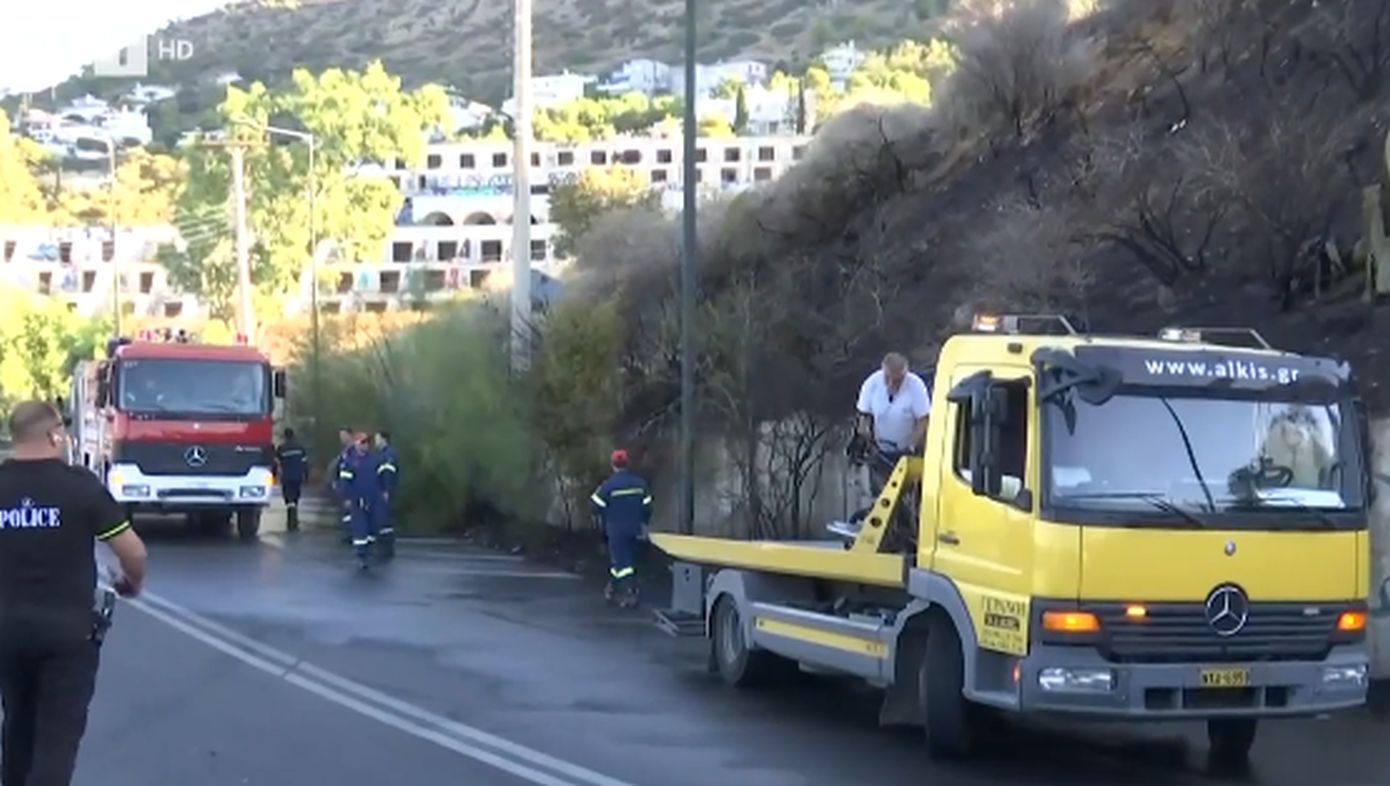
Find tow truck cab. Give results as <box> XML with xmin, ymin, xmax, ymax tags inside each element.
<box><xmin>73</xmin><ymin>335</ymin><xmax>287</xmax><ymax>540</ymax></box>
<box><xmin>653</xmin><ymin>315</ymin><xmax>1373</xmax><ymax>761</ymax></box>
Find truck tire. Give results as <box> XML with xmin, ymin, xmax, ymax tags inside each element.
<box><xmin>1207</xmin><ymin>718</ymin><xmax>1257</xmax><ymax>762</ymax></box>
<box><xmin>710</xmin><ymin>595</ymin><xmax>793</xmax><ymax>687</ymax></box>
<box><xmin>920</xmin><ymin>615</ymin><xmax>978</xmax><ymax>759</ymax></box>
<box><xmin>236</xmin><ymin>508</ymin><xmax>262</xmax><ymax>541</ymax></box>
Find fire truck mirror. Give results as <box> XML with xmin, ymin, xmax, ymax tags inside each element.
<box><xmin>273</xmin><ymin>369</ymin><xmax>287</xmax><ymax>399</ymax></box>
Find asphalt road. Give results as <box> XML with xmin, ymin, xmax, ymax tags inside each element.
<box><xmin>74</xmin><ymin>513</ymin><xmax>1390</xmax><ymax>786</ymax></box>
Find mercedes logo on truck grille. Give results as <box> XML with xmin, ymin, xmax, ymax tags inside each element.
<box><xmin>1205</xmin><ymin>584</ymin><xmax>1250</xmax><ymax>637</ymax></box>
<box><xmin>184</xmin><ymin>445</ymin><xmax>208</xmax><ymax>468</ymax></box>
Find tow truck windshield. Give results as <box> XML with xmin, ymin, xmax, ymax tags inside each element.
<box><xmin>118</xmin><ymin>359</ymin><xmax>269</xmax><ymax>417</ymax></box>
<box><xmin>1044</xmin><ymin>394</ymin><xmax>1364</xmax><ymax>527</ymax></box>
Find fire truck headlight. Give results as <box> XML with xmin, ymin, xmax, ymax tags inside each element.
<box><xmin>239</xmin><ymin>485</ymin><xmax>268</xmax><ymax>500</ymax></box>
<box><xmin>121</xmin><ymin>485</ymin><xmax>151</xmax><ymax>498</ymax></box>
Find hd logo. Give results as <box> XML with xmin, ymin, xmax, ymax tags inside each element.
<box><xmin>0</xmin><ymin>497</ymin><xmax>63</xmax><ymax>530</ymax></box>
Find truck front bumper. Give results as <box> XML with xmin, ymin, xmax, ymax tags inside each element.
<box><xmin>1017</xmin><ymin>643</ymin><xmax>1369</xmax><ymax>719</ymax></box>
<box><xmin>107</xmin><ymin>463</ymin><xmax>275</xmax><ymax>509</ymax></box>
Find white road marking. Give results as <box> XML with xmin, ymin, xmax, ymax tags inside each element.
<box><xmin>130</xmin><ymin>591</ymin><xmax>635</xmax><ymax>786</ymax></box>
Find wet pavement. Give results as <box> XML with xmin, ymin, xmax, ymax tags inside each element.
<box><xmin>78</xmin><ymin>512</ymin><xmax>1390</xmax><ymax>786</ymax></box>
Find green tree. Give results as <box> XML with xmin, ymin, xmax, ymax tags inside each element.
<box><xmin>734</xmin><ymin>85</ymin><xmax>750</xmax><ymax>135</ymax></box>
<box><xmin>0</xmin><ymin>111</ymin><xmax>49</xmax><ymax>225</ymax></box>
<box><xmin>549</xmin><ymin>167</ymin><xmax>660</xmax><ymax>258</ymax></box>
<box><xmin>699</xmin><ymin>115</ymin><xmax>736</xmax><ymax>138</ymax></box>
<box><xmin>53</xmin><ymin>149</ymin><xmax>184</xmax><ymax>226</ymax></box>
<box><xmin>0</xmin><ymin>285</ymin><xmax>107</xmax><ymax>416</ymax></box>
<box><xmin>712</xmin><ymin>76</ymin><xmax>744</xmax><ymax>100</ymax></box>
<box><xmin>167</xmin><ymin>60</ymin><xmax>448</xmax><ymax>313</ymax></box>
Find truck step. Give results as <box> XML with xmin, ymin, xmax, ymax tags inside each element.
<box><xmin>653</xmin><ymin>608</ymin><xmax>705</xmax><ymax>638</ymax></box>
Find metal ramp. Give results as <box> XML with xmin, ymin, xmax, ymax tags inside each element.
<box><xmin>652</xmin><ymin>561</ymin><xmax>706</xmax><ymax>638</ymax></box>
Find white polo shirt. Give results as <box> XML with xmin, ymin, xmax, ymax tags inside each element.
<box><xmin>856</xmin><ymin>369</ymin><xmax>931</xmax><ymax>452</ymax></box>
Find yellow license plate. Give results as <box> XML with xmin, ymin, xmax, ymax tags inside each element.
<box><xmin>1199</xmin><ymin>668</ymin><xmax>1251</xmax><ymax>688</ymax></box>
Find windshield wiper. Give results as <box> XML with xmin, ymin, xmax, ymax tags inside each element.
<box><xmin>1157</xmin><ymin>397</ymin><xmax>1216</xmax><ymax>513</ymax></box>
<box><xmin>1063</xmin><ymin>492</ymin><xmax>1209</xmax><ymax>528</ymax></box>
<box><xmin>1224</xmin><ymin>496</ymin><xmax>1341</xmax><ymax>529</ymax></box>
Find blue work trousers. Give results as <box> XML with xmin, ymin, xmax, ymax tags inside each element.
<box><xmin>349</xmin><ymin>497</ymin><xmax>378</xmax><ymax>557</ymax></box>
<box><xmin>606</xmin><ymin>525</ymin><xmax>639</xmax><ymax>592</ymax></box>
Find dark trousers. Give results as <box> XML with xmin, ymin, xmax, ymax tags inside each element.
<box><xmin>606</xmin><ymin>526</ymin><xmax>639</xmax><ymax>593</ymax></box>
<box><xmin>281</xmin><ymin>479</ymin><xmax>302</xmax><ymax>529</ymax></box>
<box><xmin>0</xmin><ymin>621</ymin><xmax>99</xmax><ymax>786</ymax></box>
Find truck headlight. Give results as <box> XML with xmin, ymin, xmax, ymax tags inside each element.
<box><xmin>1038</xmin><ymin>667</ymin><xmax>1115</xmax><ymax>693</ymax></box>
<box><xmin>239</xmin><ymin>485</ymin><xmax>268</xmax><ymax>499</ymax></box>
<box><xmin>1322</xmin><ymin>664</ymin><xmax>1368</xmax><ymax>688</ymax></box>
<box><xmin>121</xmin><ymin>484</ymin><xmax>151</xmax><ymax>498</ymax></box>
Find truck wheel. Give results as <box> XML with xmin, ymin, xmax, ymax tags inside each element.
<box><xmin>236</xmin><ymin>508</ymin><xmax>262</xmax><ymax>541</ymax></box>
<box><xmin>920</xmin><ymin>615</ymin><xmax>978</xmax><ymax>759</ymax></box>
<box><xmin>1207</xmin><ymin>718</ymin><xmax>1257</xmax><ymax>762</ymax></box>
<box><xmin>711</xmin><ymin>595</ymin><xmax>792</xmax><ymax>687</ymax></box>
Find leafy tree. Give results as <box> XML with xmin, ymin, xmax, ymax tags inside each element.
<box><xmin>167</xmin><ymin>60</ymin><xmax>448</xmax><ymax>313</ymax></box>
<box><xmin>549</xmin><ymin>167</ymin><xmax>660</xmax><ymax>258</ymax></box>
<box><xmin>532</xmin><ymin>92</ymin><xmax>682</xmax><ymax>142</ymax></box>
<box><xmin>0</xmin><ymin>285</ymin><xmax>107</xmax><ymax>417</ymax></box>
<box><xmin>54</xmin><ymin>149</ymin><xmax>184</xmax><ymax>226</ymax></box>
<box><xmin>699</xmin><ymin>115</ymin><xmax>736</xmax><ymax>138</ymax></box>
<box><xmin>0</xmin><ymin>111</ymin><xmax>49</xmax><ymax>225</ymax></box>
<box><xmin>712</xmin><ymin>76</ymin><xmax>744</xmax><ymax>100</ymax></box>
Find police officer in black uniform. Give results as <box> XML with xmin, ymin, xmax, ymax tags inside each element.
<box><xmin>0</xmin><ymin>401</ymin><xmax>148</xmax><ymax>786</ymax></box>
<box><xmin>274</xmin><ymin>427</ymin><xmax>308</xmax><ymax>533</ymax></box>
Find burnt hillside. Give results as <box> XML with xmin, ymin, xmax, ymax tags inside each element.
<box><xmin>564</xmin><ymin>0</ymin><xmax>1390</xmax><ymax>438</ymax></box>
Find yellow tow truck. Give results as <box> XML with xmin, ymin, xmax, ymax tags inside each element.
<box><xmin>653</xmin><ymin>315</ymin><xmax>1374</xmax><ymax>761</ymax></box>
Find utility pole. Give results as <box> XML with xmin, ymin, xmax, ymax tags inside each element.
<box><xmin>230</xmin><ymin>145</ymin><xmax>253</xmax><ymax>342</ymax></box>
<box><xmin>106</xmin><ymin>139</ymin><xmax>120</xmax><ymax>335</ymax></box>
<box><xmin>679</xmin><ymin>0</ymin><xmax>698</xmax><ymax>534</ymax></box>
<box><xmin>510</xmin><ymin>0</ymin><xmax>533</xmax><ymax>372</ymax></box>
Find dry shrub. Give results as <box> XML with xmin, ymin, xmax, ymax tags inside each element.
<box><xmin>936</xmin><ymin>0</ymin><xmax>1098</xmax><ymax>141</ymax></box>
<box><xmin>974</xmin><ymin>196</ymin><xmax>1091</xmax><ymax>311</ymax></box>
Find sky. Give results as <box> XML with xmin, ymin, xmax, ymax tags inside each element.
<box><xmin>0</xmin><ymin>0</ymin><xmax>227</xmax><ymax>94</ymax></box>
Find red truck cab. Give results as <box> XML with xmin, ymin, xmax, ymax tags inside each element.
<box><xmin>72</xmin><ymin>335</ymin><xmax>286</xmax><ymax>540</ymax></box>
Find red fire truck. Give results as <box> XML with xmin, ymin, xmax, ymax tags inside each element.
<box><xmin>70</xmin><ymin>333</ymin><xmax>286</xmax><ymax>540</ymax></box>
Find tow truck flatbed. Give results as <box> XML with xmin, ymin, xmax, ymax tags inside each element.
<box><xmin>650</xmin><ymin>534</ymin><xmax>907</xmax><ymax>588</ymax></box>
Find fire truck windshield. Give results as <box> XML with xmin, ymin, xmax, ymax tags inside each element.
<box><xmin>118</xmin><ymin>359</ymin><xmax>270</xmax><ymax>417</ymax></box>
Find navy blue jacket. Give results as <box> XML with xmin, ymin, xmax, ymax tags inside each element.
<box><xmin>375</xmin><ymin>445</ymin><xmax>399</xmax><ymax>495</ymax></box>
<box><xmin>275</xmin><ymin>439</ymin><xmax>308</xmax><ymax>484</ymax></box>
<box><xmin>332</xmin><ymin>445</ymin><xmax>355</xmax><ymax>495</ymax></box>
<box><xmin>338</xmin><ymin>449</ymin><xmax>381</xmax><ymax>499</ymax></box>
<box><xmin>590</xmin><ymin>470</ymin><xmax>652</xmax><ymax>534</ymax></box>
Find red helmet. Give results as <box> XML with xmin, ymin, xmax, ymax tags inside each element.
<box><xmin>610</xmin><ymin>449</ymin><xmax>629</xmax><ymax>467</ymax></box>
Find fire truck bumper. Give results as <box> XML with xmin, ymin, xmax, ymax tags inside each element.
<box><xmin>106</xmin><ymin>463</ymin><xmax>275</xmax><ymax>509</ymax></box>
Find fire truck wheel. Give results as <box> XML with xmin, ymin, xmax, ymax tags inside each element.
<box><xmin>236</xmin><ymin>508</ymin><xmax>262</xmax><ymax>541</ymax></box>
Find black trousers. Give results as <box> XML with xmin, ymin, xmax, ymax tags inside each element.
<box><xmin>0</xmin><ymin>620</ymin><xmax>99</xmax><ymax>786</ymax></box>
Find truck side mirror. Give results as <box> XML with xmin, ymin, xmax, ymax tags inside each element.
<box><xmin>273</xmin><ymin>369</ymin><xmax>287</xmax><ymax>399</ymax></box>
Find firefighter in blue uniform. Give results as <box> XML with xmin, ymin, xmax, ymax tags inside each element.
<box><xmin>589</xmin><ymin>449</ymin><xmax>652</xmax><ymax>608</ymax></box>
<box><xmin>275</xmin><ymin>427</ymin><xmax>308</xmax><ymax>532</ymax></box>
<box><xmin>372</xmin><ymin>430</ymin><xmax>398</xmax><ymax>562</ymax></box>
<box><xmin>331</xmin><ymin>426</ymin><xmax>355</xmax><ymax>544</ymax></box>
<box><xmin>339</xmin><ymin>433</ymin><xmax>381</xmax><ymax>570</ymax></box>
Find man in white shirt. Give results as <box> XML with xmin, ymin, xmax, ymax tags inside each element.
<box><xmin>855</xmin><ymin>352</ymin><xmax>931</xmax><ymax>492</ymax></box>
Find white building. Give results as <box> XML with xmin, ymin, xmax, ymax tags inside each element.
<box><xmin>501</xmin><ymin>72</ymin><xmax>595</xmax><ymax>116</ymax></box>
<box><xmin>671</xmin><ymin>60</ymin><xmax>769</xmax><ymax>98</ymax></box>
<box><xmin>124</xmin><ymin>83</ymin><xmax>177</xmax><ymax>105</ymax></box>
<box><xmin>819</xmin><ymin>41</ymin><xmax>865</xmax><ymax>89</ymax></box>
<box><xmin>598</xmin><ymin>58</ymin><xmax>672</xmax><ymax>96</ymax></box>
<box><xmin>0</xmin><ymin>225</ymin><xmax>198</xmax><ymax>319</ymax></box>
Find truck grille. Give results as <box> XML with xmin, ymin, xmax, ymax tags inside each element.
<box><xmin>114</xmin><ymin>441</ymin><xmax>269</xmax><ymax>477</ymax></box>
<box><xmin>1085</xmin><ymin>602</ymin><xmax>1343</xmax><ymax>663</ymax></box>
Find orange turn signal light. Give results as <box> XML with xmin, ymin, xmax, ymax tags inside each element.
<box><xmin>1337</xmin><ymin>611</ymin><xmax>1367</xmax><ymax>632</ymax></box>
<box><xmin>1042</xmin><ymin>611</ymin><xmax>1100</xmax><ymax>633</ymax></box>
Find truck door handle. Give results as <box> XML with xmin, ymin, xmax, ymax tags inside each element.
<box><xmin>938</xmin><ymin>532</ymin><xmax>960</xmax><ymax>545</ymax></box>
